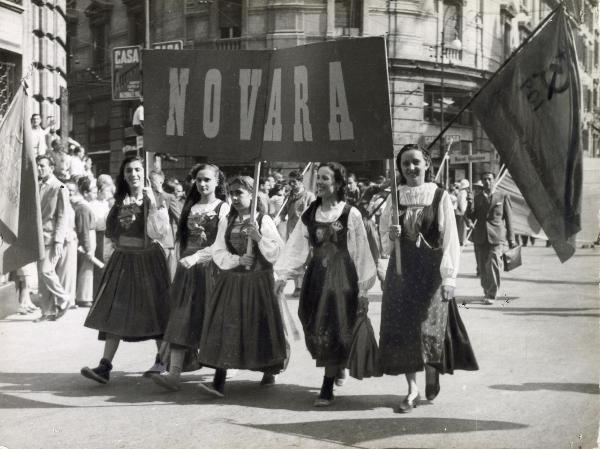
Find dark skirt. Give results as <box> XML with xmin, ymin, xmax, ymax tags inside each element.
<box><xmin>379</xmin><ymin>249</ymin><xmax>448</xmax><ymax>375</ymax></box>
<box><xmin>84</xmin><ymin>242</ymin><xmax>170</xmax><ymax>342</ymax></box>
<box><xmin>199</xmin><ymin>268</ymin><xmax>287</xmax><ymax>372</ymax></box>
<box><xmin>299</xmin><ymin>245</ymin><xmax>359</xmax><ymax>367</ymax></box>
<box><xmin>163</xmin><ymin>260</ymin><xmax>219</xmax><ymax>348</ymax></box>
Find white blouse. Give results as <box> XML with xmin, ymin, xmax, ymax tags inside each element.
<box><xmin>275</xmin><ymin>201</ymin><xmax>377</xmax><ymax>296</ymax></box>
<box><xmin>212</xmin><ymin>212</ymin><xmax>284</xmax><ymax>270</ymax></box>
<box><xmin>179</xmin><ymin>199</ymin><xmax>231</xmax><ymax>265</ymax></box>
<box><xmin>379</xmin><ymin>183</ymin><xmax>460</xmax><ymax>288</ymax></box>
<box><xmin>122</xmin><ymin>195</ymin><xmax>171</xmax><ymax>241</ymax></box>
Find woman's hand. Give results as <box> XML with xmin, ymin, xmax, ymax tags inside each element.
<box><xmin>274</xmin><ymin>278</ymin><xmax>286</xmax><ymax>296</ymax></box>
<box><xmin>179</xmin><ymin>255</ymin><xmax>197</xmax><ymax>269</ymax></box>
<box><xmin>441</xmin><ymin>285</ymin><xmax>455</xmax><ymax>302</ymax></box>
<box><xmin>389</xmin><ymin>225</ymin><xmax>402</xmax><ymax>241</ymax></box>
<box><xmin>358</xmin><ymin>296</ymin><xmax>369</xmax><ymax>314</ymax></box>
<box><xmin>142</xmin><ymin>186</ymin><xmax>157</xmax><ymax>209</ymax></box>
<box><xmin>242</xmin><ymin>222</ymin><xmax>262</xmax><ymax>242</ymax></box>
<box><xmin>239</xmin><ymin>254</ymin><xmax>255</xmax><ymax>268</ymax></box>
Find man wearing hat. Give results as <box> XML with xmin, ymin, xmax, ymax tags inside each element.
<box><xmin>467</xmin><ymin>172</ymin><xmax>515</xmax><ymax>305</ymax></box>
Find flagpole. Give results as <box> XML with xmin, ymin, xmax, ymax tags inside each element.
<box><xmin>384</xmin><ymin>36</ymin><xmax>402</xmax><ymax>275</ymax></box>
<box><xmin>244</xmin><ymin>160</ymin><xmax>262</xmax><ymax>270</ymax></box>
<box><xmin>274</xmin><ymin>162</ymin><xmax>312</xmax><ymax>220</ymax></box>
<box><xmin>427</xmin><ymin>4</ymin><xmax>562</xmax><ymax>152</ymax></box>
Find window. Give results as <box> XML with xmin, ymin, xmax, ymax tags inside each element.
<box><xmin>335</xmin><ymin>0</ymin><xmax>363</xmax><ymax>31</ymax></box>
<box><xmin>442</xmin><ymin>0</ymin><xmax>462</xmax><ymax>49</ymax></box>
<box><xmin>219</xmin><ymin>0</ymin><xmax>241</xmax><ymax>38</ymax></box>
<box><xmin>91</xmin><ymin>23</ymin><xmax>107</xmax><ymax>67</ymax></box>
<box><xmin>503</xmin><ymin>16</ymin><xmax>512</xmax><ymax>60</ymax></box>
<box><xmin>423</xmin><ymin>85</ymin><xmax>472</xmax><ymax>127</ymax></box>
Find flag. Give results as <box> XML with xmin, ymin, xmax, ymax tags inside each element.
<box><xmin>0</xmin><ymin>86</ymin><xmax>44</xmax><ymax>274</ymax></box>
<box><xmin>471</xmin><ymin>7</ymin><xmax>581</xmax><ymax>262</ymax></box>
<box><xmin>496</xmin><ymin>171</ymin><xmax>547</xmax><ymax>240</ymax></box>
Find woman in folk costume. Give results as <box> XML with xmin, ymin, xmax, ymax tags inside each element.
<box><xmin>197</xmin><ymin>176</ymin><xmax>287</xmax><ymax>397</ymax></box>
<box><xmin>275</xmin><ymin>162</ymin><xmax>377</xmax><ymax>407</ymax></box>
<box><xmin>80</xmin><ymin>155</ymin><xmax>171</xmax><ymax>384</ymax></box>
<box><xmin>150</xmin><ymin>164</ymin><xmax>230</xmax><ymax>391</ymax></box>
<box><xmin>379</xmin><ymin>144</ymin><xmax>474</xmax><ymax>413</ymax></box>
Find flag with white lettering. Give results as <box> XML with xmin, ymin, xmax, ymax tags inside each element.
<box><xmin>0</xmin><ymin>86</ymin><xmax>44</xmax><ymax>273</ymax></box>
<box><xmin>471</xmin><ymin>7</ymin><xmax>581</xmax><ymax>262</ymax></box>
<box><xmin>143</xmin><ymin>37</ymin><xmax>393</xmax><ymax>162</ymax></box>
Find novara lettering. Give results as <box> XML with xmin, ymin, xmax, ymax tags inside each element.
<box><xmin>114</xmin><ymin>48</ymin><xmax>140</xmax><ymax>65</ymax></box>
<box><xmin>164</xmin><ymin>62</ymin><xmax>354</xmax><ymax>142</ymax></box>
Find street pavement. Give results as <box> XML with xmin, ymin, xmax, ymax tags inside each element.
<box><xmin>0</xmin><ymin>245</ymin><xmax>598</xmax><ymax>449</ymax></box>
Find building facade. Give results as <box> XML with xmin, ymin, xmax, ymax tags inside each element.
<box><xmin>0</xmin><ymin>0</ymin><xmax>68</xmax><ymax>130</ymax></box>
<box><xmin>67</xmin><ymin>0</ymin><xmax>600</xmax><ymax>182</ymax></box>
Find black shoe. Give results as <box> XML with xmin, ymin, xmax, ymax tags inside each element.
<box><xmin>81</xmin><ymin>358</ymin><xmax>112</xmax><ymax>384</ymax></box>
<box><xmin>260</xmin><ymin>373</ymin><xmax>277</xmax><ymax>387</ymax></box>
<box><xmin>395</xmin><ymin>393</ymin><xmax>421</xmax><ymax>413</ymax></box>
<box><xmin>425</xmin><ymin>366</ymin><xmax>440</xmax><ymax>401</ymax></box>
<box><xmin>54</xmin><ymin>305</ymin><xmax>69</xmax><ymax>320</ymax></box>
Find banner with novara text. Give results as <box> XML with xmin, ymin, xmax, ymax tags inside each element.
<box><xmin>143</xmin><ymin>37</ymin><xmax>394</xmax><ymax>162</ymax></box>
<box><xmin>471</xmin><ymin>7</ymin><xmax>582</xmax><ymax>262</ymax></box>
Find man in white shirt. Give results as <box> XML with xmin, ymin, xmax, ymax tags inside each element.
<box><xmin>31</xmin><ymin>114</ymin><xmax>48</xmax><ymax>157</ymax></box>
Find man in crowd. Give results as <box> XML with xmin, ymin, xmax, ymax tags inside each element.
<box><xmin>467</xmin><ymin>172</ymin><xmax>515</xmax><ymax>305</ymax></box>
<box><xmin>285</xmin><ymin>170</ymin><xmax>316</xmax><ymax>296</ymax></box>
<box><xmin>257</xmin><ymin>178</ymin><xmax>271</xmax><ymax>215</ymax></box>
<box><xmin>149</xmin><ymin>169</ymin><xmax>181</xmax><ymax>280</ymax></box>
<box><xmin>455</xmin><ymin>179</ymin><xmax>469</xmax><ymax>246</ymax></box>
<box><xmin>345</xmin><ymin>173</ymin><xmax>361</xmax><ymax>207</ymax></box>
<box><xmin>31</xmin><ymin>114</ymin><xmax>48</xmax><ymax>157</ymax></box>
<box><xmin>35</xmin><ymin>155</ymin><xmax>72</xmax><ymax>321</ymax></box>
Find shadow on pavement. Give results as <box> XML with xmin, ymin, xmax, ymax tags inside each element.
<box><xmin>502</xmin><ymin>276</ymin><xmax>597</xmax><ymax>286</ymax></box>
<box><xmin>489</xmin><ymin>382</ymin><xmax>599</xmax><ymax>394</ymax></box>
<box><xmin>234</xmin><ymin>417</ymin><xmax>528</xmax><ymax>446</ymax></box>
<box><xmin>0</xmin><ymin>373</ymin><xmax>402</xmax><ymax>412</ymax></box>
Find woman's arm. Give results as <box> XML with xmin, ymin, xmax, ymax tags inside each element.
<box><xmin>347</xmin><ymin>207</ymin><xmax>377</xmax><ymax>296</ymax></box>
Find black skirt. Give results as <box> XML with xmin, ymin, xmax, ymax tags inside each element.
<box><xmin>84</xmin><ymin>242</ymin><xmax>170</xmax><ymax>342</ymax></box>
<box><xmin>199</xmin><ymin>268</ymin><xmax>287</xmax><ymax>372</ymax></box>
<box><xmin>163</xmin><ymin>260</ymin><xmax>219</xmax><ymax>348</ymax></box>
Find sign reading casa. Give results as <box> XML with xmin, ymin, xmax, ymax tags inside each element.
<box><xmin>112</xmin><ymin>45</ymin><xmax>142</xmax><ymax>101</ymax></box>
<box><xmin>144</xmin><ymin>37</ymin><xmax>393</xmax><ymax>162</ymax></box>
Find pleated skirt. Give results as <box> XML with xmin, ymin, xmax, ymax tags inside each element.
<box><xmin>199</xmin><ymin>269</ymin><xmax>287</xmax><ymax>372</ymax></box>
<box><xmin>84</xmin><ymin>242</ymin><xmax>170</xmax><ymax>342</ymax></box>
<box><xmin>163</xmin><ymin>260</ymin><xmax>219</xmax><ymax>348</ymax></box>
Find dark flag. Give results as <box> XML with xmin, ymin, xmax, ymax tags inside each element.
<box><xmin>471</xmin><ymin>7</ymin><xmax>582</xmax><ymax>262</ymax></box>
<box><xmin>0</xmin><ymin>86</ymin><xmax>44</xmax><ymax>273</ymax></box>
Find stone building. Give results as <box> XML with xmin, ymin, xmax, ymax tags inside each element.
<box><xmin>67</xmin><ymin>0</ymin><xmax>600</xmax><ymax>182</ymax></box>
<box><xmin>0</xmin><ymin>0</ymin><xmax>68</xmax><ymax>130</ymax></box>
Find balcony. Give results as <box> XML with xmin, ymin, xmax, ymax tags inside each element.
<box><xmin>67</xmin><ymin>62</ymin><xmax>111</xmax><ymax>86</ymax></box>
<box><xmin>214</xmin><ymin>37</ymin><xmax>243</xmax><ymax>50</ymax></box>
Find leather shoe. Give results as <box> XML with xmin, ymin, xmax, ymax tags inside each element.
<box><xmin>54</xmin><ymin>306</ymin><xmax>68</xmax><ymax>320</ymax></box>
<box><xmin>395</xmin><ymin>393</ymin><xmax>421</xmax><ymax>413</ymax></box>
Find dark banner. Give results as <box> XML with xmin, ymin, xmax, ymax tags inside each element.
<box><xmin>143</xmin><ymin>37</ymin><xmax>393</xmax><ymax>162</ymax></box>
<box><xmin>471</xmin><ymin>8</ymin><xmax>581</xmax><ymax>262</ymax></box>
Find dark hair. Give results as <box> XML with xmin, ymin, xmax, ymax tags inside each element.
<box><xmin>288</xmin><ymin>170</ymin><xmax>303</xmax><ymax>182</ymax></box>
<box><xmin>259</xmin><ymin>177</ymin><xmax>267</xmax><ymax>187</ymax></box>
<box><xmin>163</xmin><ymin>177</ymin><xmax>179</xmax><ymax>194</ymax></box>
<box><xmin>31</xmin><ymin>113</ymin><xmax>40</xmax><ymax>120</ymax></box>
<box><xmin>178</xmin><ymin>164</ymin><xmax>227</xmax><ymax>252</ymax></box>
<box><xmin>114</xmin><ymin>155</ymin><xmax>144</xmax><ymax>206</ymax></box>
<box><xmin>77</xmin><ymin>176</ymin><xmax>93</xmax><ymax>195</ymax></box>
<box><xmin>73</xmin><ymin>146</ymin><xmax>83</xmax><ymax>156</ymax></box>
<box><xmin>480</xmin><ymin>171</ymin><xmax>496</xmax><ymax>179</ymax></box>
<box><xmin>36</xmin><ymin>154</ymin><xmax>55</xmax><ymax>167</ymax></box>
<box><xmin>268</xmin><ymin>183</ymin><xmax>284</xmax><ymax>197</ymax></box>
<box><xmin>347</xmin><ymin>173</ymin><xmax>357</xmax><ymax>182</ymax></box>
<box><xmin>395</xmin><ymin>144</ymin><xmax>434</xmax><ymax>185</ymax></box>
<box><xmin>229</xmin><ymin>175</ymin><xmax>254</xmax><ymax>194</ymax></box>
<box><xmin>316</xmin><ymin>162</ymin><xmax>346</xmax><ymax>202</ymax></box>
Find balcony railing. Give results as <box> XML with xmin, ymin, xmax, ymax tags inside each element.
<box><xmin>214</xmin><ymin>37</ymin><xmax>244</xmax><ymax>50</ymax></box>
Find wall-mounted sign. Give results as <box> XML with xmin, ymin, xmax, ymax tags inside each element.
<box><xmin>112</xmin><ymin>45</ymin><xmax>142</xmax><ymax>101</ymax></box>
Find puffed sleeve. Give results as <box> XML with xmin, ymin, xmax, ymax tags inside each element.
<box><xmin>347</xmin><ymin>207</ymin><xmax>377</xmax><ymax>296</ymax></box>
<box><xmin>437</xmin><ymin>190</ymin><xmax>460</xmax><ymax>287</ymax></box>
<box><xmin>146</xmin><ymin>205</ymin><xmax>171</xmax><ymax>240</ymax></box>
<box><xmin>379</xmin><ymin>194</ymin><xmax>394</xmax><ymax>256</ymax></box>
<box><xmin>186</xmin><ymin>202</ymin><xmax>231</xmax><ymax>265</ymax></box>
<box><xmin>212</xmin><ymin>214</ymin><xmax>242</xmax><ymax>270</ymax></box>
<box><xmin>274</xmin><ymin>218</ymin><xmax>310</xmax><ymax>280</ymax></box>
<box><xmin>257</xmin><ymin>214</ymin><xmax>284</xmax><ymax>263</ymax></box>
